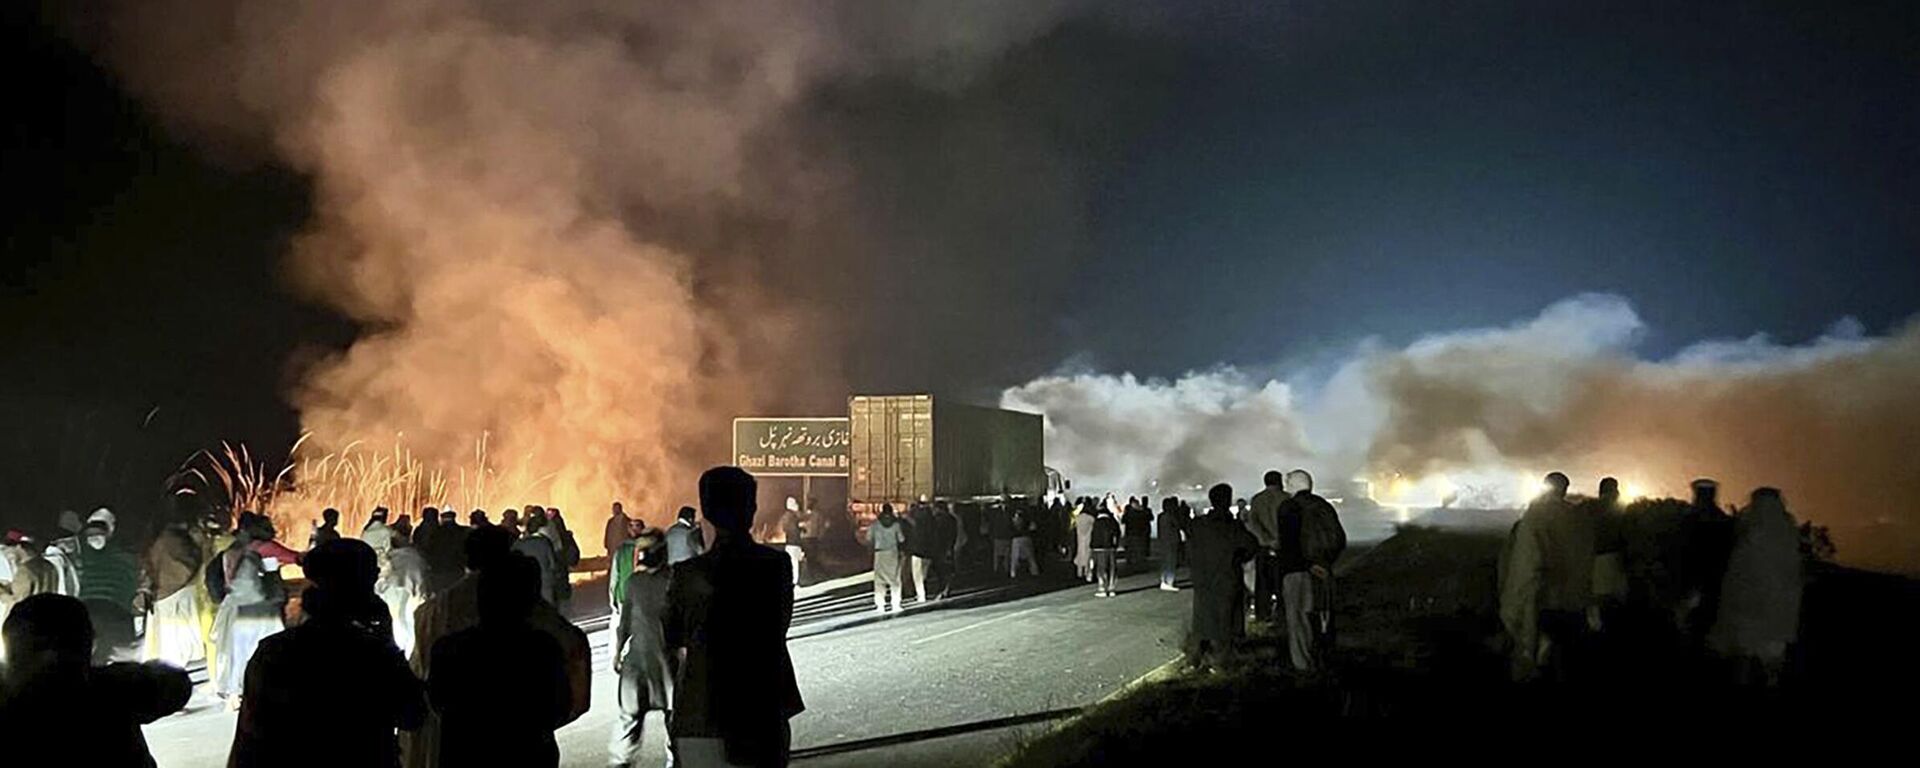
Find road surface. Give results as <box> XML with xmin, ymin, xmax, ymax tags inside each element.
<box><xmin>144</xmin><ymin>565</ymin><xmax>1191</xmax><ymax>767</ymax></box>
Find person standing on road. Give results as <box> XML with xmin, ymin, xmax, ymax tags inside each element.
<box><xmin>380</xmin><ymin>529</ymin><xmax>430</xmax><ymax>658</ymax></box>
<box><xmin>546</xmin><ymin>508</ymin><xmax>581</xmax><ymax>606</ymax></box>
<box><xmin>905</xmin><ymin>498</ymin><xmax>941</xmax><ymax>603</ymax></box>
<box><xmin>869</xmin><ymin>505</ymin><xmax>908</xmax><ymax>614</ymax></box>
<box><xmin>137</xmin><ymin>522</ymin><xmax>205</xmax><ymax>668</ymax></box>
<box><xmin>610</xmin><ymin>538</ymin><xmax>677</xmax><ymax>768</ymax></box>
<box><xmin>41</xmin><ymin>510</ymin><xmax>84</xmax><ymax>597</ymax></box>
<box><xmin>363</xmin><ymin>507</ymin><xmax>395</xmax><ymax>560</ymax></box>
<box><xmin>212</xmin><ymin>523</ymin><xmax>284</xmax><ymax>711</ymax></box>
<box><xmin>1159</xmin><ymin>497</ymin><xmax>1189</xmax><ymax>592</ymax></box>
<box><xmin>1186</xmin><ymin>484</ymin><xmax>1258</xmax><ymax>666</ymax></box>
<box><xmin>1246</xmin><ymin>471</ymin><xmax>1286</xmax><ymax>623</ymax></box>
<box><xmin>0</xmin><ymin>593</ymin><xmax>192</xmax><ymax>765</ymax></box>
<box><xmin>1090</xmin><ymin>497</ymin><xmax>1123</xmax><ymax>597</ymax></box>
<box><xmin>1</xmin><ymin>531</ymin><xmax>59</xmax><ymax>655</ymax></box>
<box><xmin>666</xmin><ymin>466</ymin><xmax>805</xmax><ymax>768</ymax></box>
<box><xmin>429</xmin><ymin>555</ymin><xmax>571</xmax><ymax>768</ymax></box>
<box><xmin>781</xmin><ymin>498</ymin><xmax>807</xmax><ymax>587</ymax></box>
<box><xmin>1009</xmin><ymin>505</ymin><xmax>1040</xmax><ymax>579</ymax></box>
<box><xmin>606</xmin><ymin>501</ymin><xmax>635</xmax><ymax>564</ymax></box>
<box><xmin>513</xmin><ymin>513</ymin><xmax>562</xmax><ymax>605</ymax></box>
<box><xmin>1073</xmin><ymin>499</ymin><xmax>1096</xmax><ymax>582</ymax></box>
<box><xmin>423</xmin><ymin>509</ymin><xmax>468</xmax><ymax>595</ymax></box>
<box><xmin>1121</xmin><ymin>498</ymin><xmax>1153</xmax><ymax>572</ymax></box>
<box><xmin>407</xmin><ymin>526</ymin><xmax>589</xmax><ymax>767</ymax></box>
<box><xmin>1048</xmin><ymin>498</ymin><xmax>1070</xmax><ymax>563</ymax></box>
<box><xmin>666</xmin><ymin>506</ymin><xmax>706</xmax><ymax>566</ymax></box>
<box><xmin>986</xmin><ymin>502</ymin><xmax>1015</xmax><ymax>577</ymax></box>
<box><xmin>610</xmin><ymin>518</ymin><xmax>649</xmax><ymax>627</ymax></box>
<box><xmin>937</xmin><ymin>502</ymin><xmax>963</xmax><ymax>599</ymax></box>
<box><xmin>229</xmin><ymin>539</ymin><xmax>425</xmax><ymax>767</ymax></box>
<box><xmin>73</xmin><ymin>515</ymin><xmax>138</xmax><ymax>663</ymax></box>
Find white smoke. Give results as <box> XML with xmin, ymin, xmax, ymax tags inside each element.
<box><xmin>1005</xmin><ymin>294</ymin><xmax>1920</xmax><ymax>570</ymax></box>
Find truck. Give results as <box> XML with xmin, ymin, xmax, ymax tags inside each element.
<box><xmin>847</xmin><ymin>394</ymin><xmax>1048</xmax><ymax>520</ymax></box>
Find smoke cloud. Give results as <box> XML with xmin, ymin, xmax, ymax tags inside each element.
<box><xmin>88</xmin><ymin>0</ymin><xmax>1091</xmax><ymax>547</ymax></box>
<box><xmin>1006</xmin><ymin>294</ymin><xmax>1920</xmax><ymax>571</ymax></box>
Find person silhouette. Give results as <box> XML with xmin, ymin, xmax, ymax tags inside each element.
<box><xmin>0</xmin><ymin>593</ymin><xmax>191</xmax><ymax>766</ymax></box>
<box><xmin>406</xmin><ymin>526</ymin><xmax>589</xmax><ymax>768</ymax></box>
<box><xmin>610</xmin><ymin>537</ymin><xmax>677</xmax><ymax>767</ymax></box>
<box><xmin>229</xmin><ymin>538</ymin><xmax>424</xmax><ymax>767</ymax></box>
<box><xmin>309</xmin><ymin>508</ymin><xmax>342</xmax><ymax>550</ymax></box>
<box><xmin>428</xmin><ymin>554</ymin><xmax>571</xmax><ymax>767</ymax></box>
<box><xmin>667</xmin><ymin>466</ymin><xmax>805</xmax><ymax>767</ymax></box>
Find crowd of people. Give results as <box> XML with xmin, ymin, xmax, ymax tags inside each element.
<box><xmin>1498</xmin><ymin>473</ymin><xmax>1807</xmax><ymax>686</ymax></box>
<box><xmin>0</xmin><ymin>467</ymin><xmax>807</xmax><ymax>767</ymax></box>
<box><xmin>853</xmin><ymin>473</ymin><xmax>1349</xmax><ymax>680</ymax></box>
<box><xmin>0</xmin><ymin>460</ymin><xmax>1822</xmax><ymax>765</ymax></box>
<box><xmin>1158</xmin><ymin>470</ymin><xmax>1348</xmax><ymax>673</ymax></box>
<box><xmin>1154</xmin><ymin>467</ymin><xmax>1811</xmax><ymax>686</ymax></box>
<box><xmin>862</xmin><ymin>491</ymin><xmax>1180</xmax><ymax>612</ymax></box>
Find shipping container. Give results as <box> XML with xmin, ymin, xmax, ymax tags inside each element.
<box><xmin>847</xmin><ymin>394</ymin><xmax>1045</xmax><ymax>512</ymax></box>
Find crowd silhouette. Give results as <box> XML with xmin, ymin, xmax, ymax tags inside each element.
<box><xmin>0</xmin><ymin>466</ymin><xmax>803</xmax><ymax>767</ymax></box>
<box><xmin>0</xmin><ymin>457</ymin><xmax>1836</xmax><ymax>765</ymax></box>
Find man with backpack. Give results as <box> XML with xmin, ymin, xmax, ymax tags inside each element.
<box><xmin>1276</xmin><ymin>469</ymin><xmax>1345</xmax><ymax>673</ymax></box>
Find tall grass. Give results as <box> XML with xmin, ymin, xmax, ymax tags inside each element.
<box><xmin>169</xmin><ymin>431</ymin><xmax>557</xmax><ymax>545</ymax></box>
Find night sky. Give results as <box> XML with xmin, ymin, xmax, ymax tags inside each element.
<box><xmin>5</xmin><ymin>1</ymin><xmax>1918</xmax><ymax>531</ymax></box>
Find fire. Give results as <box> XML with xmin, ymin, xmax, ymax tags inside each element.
<box><xmin>172</xmin><ymin>433</ymin><xmax>641</xmax><ymax>552</ymax></box>
<box><xmin>1358</xmin><ymin>466</ymin><xmax>1667</xmax><ymax>512</ymax></box>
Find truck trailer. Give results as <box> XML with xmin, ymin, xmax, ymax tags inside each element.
<box><xmin>847</xmin><ymin>394</ymin><xmax>1046</xmax><ymax>518</ymax></box>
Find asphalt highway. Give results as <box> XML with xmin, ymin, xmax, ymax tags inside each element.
<box><xmin>144</xmin><ymin>563</ymin><xmax>1192</xmax><ymax>767</ymax></box>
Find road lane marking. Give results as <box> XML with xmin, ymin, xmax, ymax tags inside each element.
<box><xmin>908</xmin><ymin>607</ymin><xmax>1040</xmax><ymax>645</ymax></box>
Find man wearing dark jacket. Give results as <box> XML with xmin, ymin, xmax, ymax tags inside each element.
<box><xmin>906</xmin><ymin>499</ymin><xmax>944</xmax><ymax>603</ymax></box>
<box><xmin>1186</xmin><ymin>484</ymin><xmax>1258</xmax><ymax>666</ymax></box>
<box><xmin>1121</xmin><ymin>499</ymin><xmax>1153</xmax><ymax>570</ymax></box>
<box><xmin>429</xmin><ymin>556</ymin><xmax>570</xmax><ymax>767</ymax></box>
<box><xmin>1089</xmin><ymin>501</ymin><xmax>1123</xmax><ymax>597</ymax></box>
<box><xmin>933</xmin><ymin>504</ymin><xmax>960</xmax><ymax>599</ymax></box>
<box><xmin>0</xmin><ymin>593</ymin><xmax>192</xmax><ymax>767</ymax></box>
<box><xmin>513</xmin><ymin>516</ymin><xmax>562</xmax><ymax>605</ymax></box>
<box><xmin>1246</xmin><ymin>471</ymin><xmax>1287</xmax><ymax>623</ymax></box>
<box><xmin>1677</xmin><ymin>478</ymin><xmax>1734</xmax><ymax>642</ymax></box>
<box><xmin>231</xmin><ymin>539</ymin><xmax>425</xmax><ymax>767</ymax></box>
<box><xmin>422</xmin><ymin>510</ymin><xmax>468</xmax><ymax>594</ymax></box>
<box><xmin>1276</xmin><ymin>470</ymin><xmax>1343</xmax><ymax>673</ymax></box>
<box><xmin>667</xmin><ymin>467</ymin><xmax>804</xmax><ymax>767</ymax></box>
<box><xmin>985</xmin><ymin>503</ymin><xmax>1015</xmax><ymax>577</ymax></box>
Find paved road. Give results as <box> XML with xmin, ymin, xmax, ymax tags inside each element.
<box><xmin>144</xmin><ymin>565</ymin><xmax>1191</xmax><ymax>767</ymax></box>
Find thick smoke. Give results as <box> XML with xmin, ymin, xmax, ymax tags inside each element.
<box><xmin>1006</xmin><ymin>294</ymin><xmax>1920</xmax><ymax>571</ymax></box>
<box><xmin>91</xmin><ymin>0</ymin><xmax>1085</xmax><ymax>547</ymax></box>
